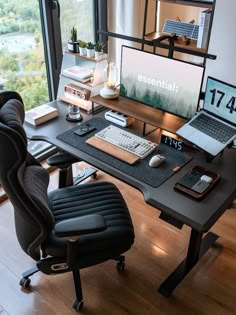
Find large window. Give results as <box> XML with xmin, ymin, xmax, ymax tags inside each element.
<box><xmin>0</xmin><ymin>0</ymin><xmax>96</xmax><ymax>111</ymax></box>
<box><xmin>0</xmin><ymin>0</ymin><xmax>97</xmax><ymax>158</ymax></box>
<box><xmin>0</xmin><ymin>0</ymin><xmax>49</xmax><ymax>110</ymax></box>
<box><xmin>60</xmin><ymin>0</ymin><xmax>95</xmax><ymax>49</ymax></box>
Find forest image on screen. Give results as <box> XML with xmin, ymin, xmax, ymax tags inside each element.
<box><xmin>120</xmin><ymin>46</ymin><xmax>204</xmax><ymax>119</ymax></box>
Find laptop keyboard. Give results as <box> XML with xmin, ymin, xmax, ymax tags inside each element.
<box><xmin>190</xmin><ymin>113</ymin><xmax>236</xmax><ymax>144</ymax></box>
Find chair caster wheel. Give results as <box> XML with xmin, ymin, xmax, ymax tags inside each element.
<box><xmin>19</xmin><ymin>277</ymin><xmax>31</xmax><ymax>288</ymax></box>
<box><xmin>116</xmin><ymin>261</ymin><xmax>125</xmax><ymax>271</ymax></box>
<box><xmin>73</xmin><ymin>299</ymin><xmax>84</xmax><ymax>312</ymax></box>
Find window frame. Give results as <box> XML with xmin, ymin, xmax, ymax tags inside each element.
<box><xmin>30</xmin><ymin>0</ymin><xmax>101</xmax><ymax>159</ymax></box>
<box><xmin>39</xmin><ymin>0</ymin><xmax>63</xmax><ymax>101</ymax></box>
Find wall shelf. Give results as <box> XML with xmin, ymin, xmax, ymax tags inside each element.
<box><xmin>145</xmin><ymin>32</ymin><xmax>207</xmax><ymax>54</ymax></box>
<box><xmin>57</xmin><ymin>51</ymin><xmax>107</xmax><ymax>113</ymax></box>
<box><xmin>97</xmin><ymin>0</ymin><xmax>216</xmax><ymax>61</ymax></box>
<box><xmin>159</xmin><ymin>0</ymin><xmax>213</xmax><ymax>8</ymax></box>
<box><xmin>64</xmin><ymin>50</ymin><xmax>107</xmax><ymax>63</ymax></box>
<box><xmin>141</xmin><ymin>0</ymin><xmax>216</xmax><ymax>62</ymax></box>
<box><xmin>91</xmin><ymin>95</ymin><xmax>186</xmax><ymax>135</ymax></box>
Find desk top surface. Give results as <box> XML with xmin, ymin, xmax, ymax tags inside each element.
<box><xmin>24</xmin><ymin>100</ymin><xmax>236</xmax><ymax>233</ymax></box>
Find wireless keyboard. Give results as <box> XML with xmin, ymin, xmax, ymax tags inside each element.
<box><xmin>163</xmin><ymin>19</ymin><xmax>199</xmax><ymax>40</ymax></box>
<box><xmin>95</xmin><ymin>125</ymin><xmax>158</xmax><ymax>159</ymax></box>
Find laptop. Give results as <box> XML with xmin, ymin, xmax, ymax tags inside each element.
<box><xmin>177</xmin><ymin>76</ymin><xmax>236</xmax><ymax>156</ymax></box>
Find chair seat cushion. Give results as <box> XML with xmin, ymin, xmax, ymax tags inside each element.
<box><xmin>46</xmin><ymin>181</ymin><xmax>134</xmax><ymax>267</ymax></box>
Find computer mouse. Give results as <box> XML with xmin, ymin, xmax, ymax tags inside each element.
<box><xmin>149</xmin><ymin>155</ymin><xmax>165</xmax><ymax>167</ymax></box>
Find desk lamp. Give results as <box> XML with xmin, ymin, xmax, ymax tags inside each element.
<box><xmin>100</xmin><ymin>62</ymin><xmax>119</xmax><ymax>99</ymax></box>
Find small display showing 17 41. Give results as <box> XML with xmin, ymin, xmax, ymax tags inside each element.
<box><xmin>204</xmin><ymin>77</ymin><xmax>236</xmax><ymax>125</ymax></box>
<box><xmin>210</xmin><ymin>88</ymin><xmax>236</xmax><ymax>114</ymax></box>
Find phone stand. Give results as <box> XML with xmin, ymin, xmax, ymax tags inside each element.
<box><xmin>205</xmin><ymin>140</ymin><xmax>235</xmax><ymax>162</ymax></box>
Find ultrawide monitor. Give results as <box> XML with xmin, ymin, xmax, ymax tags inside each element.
<box><xmin>120</xmin><ymin>46</ymin><xmax>204</xmax><ymax>120</ymax></box>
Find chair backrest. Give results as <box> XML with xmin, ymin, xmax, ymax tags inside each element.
<box><xmin>0</xmin><ymin>96</ymin><xmax>55</xmax><ymax>260</ymax></box>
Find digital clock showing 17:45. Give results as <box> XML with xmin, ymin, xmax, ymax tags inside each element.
<box><xmin>160</xmin><ymin>135</ymin><xmax>183</xmax><ymax>151</ymax></box>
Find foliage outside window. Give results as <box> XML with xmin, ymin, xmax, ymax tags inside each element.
<box><xmin>0</xmin><ymin>0</ymin><xmax>49</xmax><ymax>110</ymax></box>
<box><xmin>0</xmin><ymin>0</ymin><xmax>95</xmax><ymax>111</ymax></box>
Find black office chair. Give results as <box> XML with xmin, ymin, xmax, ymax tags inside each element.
<box><xmin>0</xmin><ymin>90</ymin><xmax>93</xmax><ymax>188</ymax></box>
<box><xmin>0</xmin><ymin>95</ymin><xmax>135</xmax><ymax>311</ymax></box>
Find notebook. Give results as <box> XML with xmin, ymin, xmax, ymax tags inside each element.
<box><xmin>177</xmin><ymin>76</ymin><xmax>236</xmax><ymax>156</ymax></box>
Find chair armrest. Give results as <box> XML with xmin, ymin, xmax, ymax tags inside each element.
<box><xmin>54</xmin><ymin>214</ymin><xmax>106</xmax><ymax>238</ymax></box>
<box><xmin>47</xmin><ymin>152</ymin><xmax>79</xmax><ymax>167</ymax></box>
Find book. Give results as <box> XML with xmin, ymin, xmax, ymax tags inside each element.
<box><xmin>63</xmin><ymin>66</ymin><xmax>94</xmax><ymax>82</ymax></box>
<box><xmin>197</xmin><ymin>9</ymin><xmax>212</xmax><ymax>49</ymax></box>
<box><xmin>25</xmin><ymin>104</ymin><xmax>58</xmax><ymax>126</ymax></box>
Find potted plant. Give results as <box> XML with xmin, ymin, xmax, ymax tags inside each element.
<box><xmin>67</xmin><ymin>27</ymin><xmax>79</xmax><ymax>53</ymax></box>
<box><xmin>86</xmin><ymin>42</ymin><xmax>95</xmax><ymax>58</ymax></box>
<box><xmin>79</xmin><ymin>40</ymin><xmax>87</xmax><ymax>55</ymax></box>
<box><xmin>94</xmin><ymin>41</ymin><xmax>104</xmax><ymax>60</ymax></box>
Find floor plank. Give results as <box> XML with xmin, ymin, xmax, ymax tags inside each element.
<box><xmin>0</xmin><ymin>162</ymin><xmax>236</xmax><ymax>314</ymax></box>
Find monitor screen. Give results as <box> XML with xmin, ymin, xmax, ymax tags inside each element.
<box><xmin>120</xmin><ymin>46</ymin><xmax>204</xmax><ymax>119</ymax></box>
<box><xmin>204</xmin><ymin>76</ymin><xmax>236</xmax><ymax>126</ymax></box>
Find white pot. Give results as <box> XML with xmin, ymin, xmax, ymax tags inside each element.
<box><xmin>79</xmin><ymin>47</ymin><xmax>87</xmax><ymax>56</ymax></box>
<box><xmin>86</xmin><ymin>48</ymin><xmax>95</xmax><ymax>58</ymax></box>
<box><xmin>95</xmin><ymin>51</ymin><xmax>103</xmax><ymax>60</ymax></box>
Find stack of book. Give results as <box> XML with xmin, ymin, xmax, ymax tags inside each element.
<box><xmin>25</xmin><ymin>104</ymin><xmax>58</xmax><ymax>126</ymax></box>
<box><xmin>197</xmin><ymin>9</ymin><xmax>212</xmax><ymax>49</ymax></box>
<box><xmin>62</xmin><ymin>66</ymin><xmax>94</xmax><ymax>83</ymax></box>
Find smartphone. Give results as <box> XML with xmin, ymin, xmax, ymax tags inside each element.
<box><xmin>177</xmin><ymin>169</ymin><xmax>202</xmax><ymax>189</ymax></box>
<box><xmin>74</xmin><ymin>124</ymin><xmax>96</xmax><ymax>136</ymax></box>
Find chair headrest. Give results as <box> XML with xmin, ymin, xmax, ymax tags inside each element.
<box><xmin>0</xmin><ymin>97</ymin><xmax>27</xmax><ymax>146</ymax></box>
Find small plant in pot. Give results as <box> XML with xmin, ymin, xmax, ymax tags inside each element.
<box><xmin>86</xmin><ymin>42</ymin><xmax>95</xmax><ymax>58</ymax></box>
<box><xmin>94</xmin><ymin>41</ymin><xmax>104</xmax><ymax>59</ymax></box>
<box><xmin>79</xmin><ymin>40</ymin><xmax>87</xmax><ymax>55</ymax></box>
<box><xmin>67</xmin><ymin>27</ymin><xmax>79</xmax><ymax>53</ymax></box>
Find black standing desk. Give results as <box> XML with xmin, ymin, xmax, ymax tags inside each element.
<box><xmin>24</xmin><ymin>100</ymin><xmax>236</xmax><ymax>297</ymax></box>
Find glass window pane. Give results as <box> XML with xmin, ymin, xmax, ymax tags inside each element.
<box><xmin>0</xmin><ymin>0</ymin><xmax>50</xmax><ymax>110</ymax></box>
<box><xmin>59</xmin><ymin>0</ymin><xmax>95</xmax><ymax>49</ymax></box>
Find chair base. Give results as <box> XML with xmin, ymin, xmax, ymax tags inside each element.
<box><xmin>19</xmin><ymin>255</ymin><xmax>126</xmax><ymax>312</ymax></box>
<box><xmin>73</xmin><ymin>269</ymin><xmax>84</xmax><ymax>311</ymax></box>
<box><xmin>19</xmin><ymin>266</ymin><xmax>39</xmax><ymax>288</ymax></box>
<box><xmin>71</xmin><ymin>255</ymin><xmax>125</xmax><ymax>311</ymax></box>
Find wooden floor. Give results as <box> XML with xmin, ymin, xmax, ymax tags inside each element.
<box><xmin>0</xmin><ymin>162</ymin><xmax>236</xmax><ymax>315</ymax></box>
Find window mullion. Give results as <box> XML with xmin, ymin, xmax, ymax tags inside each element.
<box><xmin>39</xmin><ymin>0</ymin><xmax>63</xmax><ymax>100</ymax></box>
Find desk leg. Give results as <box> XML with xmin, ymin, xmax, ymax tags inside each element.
<box><xmin>158</xmin><ymin>230</ymin><xmax>219</xmax><ymax>297</ymax></box>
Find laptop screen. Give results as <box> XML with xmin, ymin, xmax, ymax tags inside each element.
<box><xmin>204</xmin><ymin>77</ymin><xmax>236</xmax><ymax>126</ymax></box>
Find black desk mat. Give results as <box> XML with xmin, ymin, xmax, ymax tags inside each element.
<box><xmin>57</xmin><ymin>117</ymin><xmax>192</xmax><ymax>188</ymax></box>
